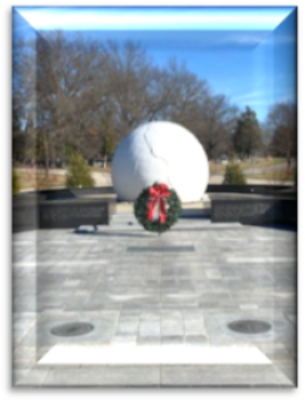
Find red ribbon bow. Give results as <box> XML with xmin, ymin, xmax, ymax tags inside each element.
<box><xmin>147</xmin><ymin>183</ymin><xmax>170</xmax><ymax>224</ymax></box>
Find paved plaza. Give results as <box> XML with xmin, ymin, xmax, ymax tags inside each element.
<box><xmin>12</xmin><ymin>210</ymin><xmax>297</xmax><ymax>387</ymax></box>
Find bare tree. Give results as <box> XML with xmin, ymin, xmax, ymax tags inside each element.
<box><xmin>36</xmin><ymin>31</ymin><xmax>110</xmax><ymax>165</ymax></box>
<box><xmin>101</xmin><ymin>40</ymin><xmax>158</xmax><ymax>135</ymax></box>
<box><xmin>155</xmin><ymin>59</ymin><xmax>210</xmax><ymax>124</ymax></box>
<box><xmin>266</xmin><ymin>102</ymin><xmax>297</xmax><ymax>170</ymax></box>
<box><xmin>14</xmin><ymin>30</ymin><xmax>245</xmax><ymax>170</ymax></box>
<box><xmin>198</xmin><ymin>95</ymin><xmax>239</xmax><ymax>160</ymax></box>
<box><xmin>12</xmin><ymin>35</ymin><xmax>37</xmax><ymax>163</ymax></box>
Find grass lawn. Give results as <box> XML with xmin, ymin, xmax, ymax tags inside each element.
<box><xmin>209</xmin><ymin>162</ymin><xmax>226</xmax><ymax>175</ymax></box>
<box><xmin>14</xmin><ymin>166</ymin><xmax>110</xmax><ymax>191</ymax></box>
<box><xmin>14</xmin><ymin>157</ymin><xmax>293</xmax><ymax>192</ymax></box>
<box><xmin>246</xmin><ymin>167</ymin><xmax>296</xmax><ymax>183</ymax></box>
<box><xmin>90</xmin><ymin>166</ymin><xmax>111</xmax><ymax>173</ymax></box>
<box><xmin>240</xmin><ymin>157</ymin><xmax>286</xmax><ymax>169</ymax></box>
<box><xmin>209</xmin><ymin>158</ymin><xmax>287</xmax><ymax>176</ymax></box>
<box><xmin>15</xmin><ymin>168</ymin><xmax>67</xmax><ymax>191</ymax></box>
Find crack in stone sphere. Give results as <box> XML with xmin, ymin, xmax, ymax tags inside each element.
<box><xmin>111</xmin><ymin>121</ymin><xmax>209</xmax><ymax>202</ymax></box>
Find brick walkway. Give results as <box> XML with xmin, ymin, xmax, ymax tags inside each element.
<box><xmin>13</xmin><ymin>211</ymin><xmax>296</xmax><ymax>387</ymax></box>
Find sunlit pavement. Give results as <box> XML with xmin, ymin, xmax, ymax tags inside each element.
<box><xmin>13</xmin><ymin>211</ymin><xmax>296</xmax><ymax>387</ymax></box>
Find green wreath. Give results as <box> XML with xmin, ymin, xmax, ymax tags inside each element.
<box><xmin>134</xmin><ymin>182</ymin><xmax>182</xmax><ymax>233</ymax></box>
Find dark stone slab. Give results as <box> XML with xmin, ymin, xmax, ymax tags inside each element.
<box><xmin>39</xmin><ymin>200</ymin><xmax>112</xmax><ymax>229</ymax></box>
<box><xmin>207</xmin><ymin>184</ymin><xmax>296</xmax><ymax>197</ymax></box>
<box><xmin>13</xmin><ymin>188</ymin><xmax>116</xmax><ymax>232</ymax></box>
<box><xmin>50</xmin><ymin>322</ymin><xmax>94</xmax><ymax>337</ymax></box>
<box><xmin>13</xmin><ymin>196</ymin><xmax>38</xmax><ymax>232</ymax></box>
<box><xmin>227</xmin><ymin>320</ymin><xmax>272</xmax><ymax>334</ymax></box>
<box><xmin>210</xmin><ymin>193</ymin><xmax>276</xmax><ymax>200</ymax></box>
<box><xmin>211</xmin><ymin>198</ymin><xmax>296</xmax><ymax>226</ymax></box>
<box><xmin>127</xmin><ymin>246</ymin><xmax>195</xmax><ymax>252</ymax></box>
<box><xmin>41</xmin><ymin>189</ymin><xmax>76</xmax><ymax>201</ymax></box>
<box><xmin>72</xmin><ymin>186</ymin><xmax>115</xmax><ymax>197</ymax></box>
<box><xmin>211</xmin><ymin>199</ymin><xmax>272</xmax><ymax>222</ymax></box>
<box><xmin>39</xmin><ymin>186</ymin><xmax>115</xmax><ymax>199</ymax></box>
<box><xmin>13</xmin><ymin>206</ymin><xmax>37</xmax><ymax>232</ymax></box>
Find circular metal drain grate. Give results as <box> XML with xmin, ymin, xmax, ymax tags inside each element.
<box><xmin>50</xmin><ymin>322</ymin><xmax>94</xmax><ymax>337</ymax></box>
<box><xmin>227</xmin><ymin>320</ymin><xmax>272</xmax><ymax>334</ymax></box>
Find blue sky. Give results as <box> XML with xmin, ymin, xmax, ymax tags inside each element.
<box><xmin>13</xmin><ymin>6</ymin><xmax>297</xmax><ymax>123</ymax></box>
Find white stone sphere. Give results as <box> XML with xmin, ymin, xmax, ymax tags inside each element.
<box><xmin>111</xmin><ymin>121</ymin><xmax>209</xmax><ymax>202</ymax></box>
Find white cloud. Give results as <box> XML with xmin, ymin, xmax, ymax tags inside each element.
<box><xmin>247</xmin><ymin>99</ymin><xmax>274</xmax><ymax>107</ymax></box>
<box><xmin>217</xmin><ymin>33</ymin><xmax>268</xmax><ymax>46</ymax></box>
<box><xmin>232</xmin><ymin>90</ymin><xmax>271</xmax><ymax>102</ymax></box>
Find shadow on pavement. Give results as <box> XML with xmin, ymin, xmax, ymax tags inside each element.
<box><xmin>249</xmin><ymin>223</ymin><xmax>297</xmax><ymax>232</ymax></box>
<box><xmin>74</xmin><ymin>228</ymin><xmax>152</xmax><ymax>238</ymax></box>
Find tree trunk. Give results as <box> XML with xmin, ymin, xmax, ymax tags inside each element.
<box><xmin>44</xmin><ymin>132</ymin><xmax>50</xmax><ymax>178</ymax></box>
<box><xmin>286</xmin><ymin>150</ymin><xmax>291</xmax><ymax>172</ymax></box>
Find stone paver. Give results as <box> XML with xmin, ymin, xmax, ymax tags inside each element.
<box><xmin>160</xmin><ymin>365</ymin><xmax>293</xmax><ymax>387</ymax></box>
<box><xmin>12</xmin><ymin>210</ymin><xmax>297</xmax><ymax>386</ymax></box>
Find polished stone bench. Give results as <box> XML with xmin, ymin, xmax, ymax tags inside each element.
<box><xmin>207</xmin><ymin>185</ymin><xmax>296</xmax><ymax>226</ymax></box>
<box><xmin>13</xmin><ymin>187</ymin><xmax>116</xmax><ymax>232</ymax></box>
